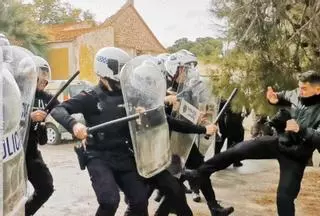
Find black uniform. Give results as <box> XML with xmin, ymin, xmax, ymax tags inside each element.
<box><xmin>215</xmin><ymin>100</ymin><xmax>245</xmax><ymax>155</ymax></box>
<box><xmin>154</xmin><ymin>104</ymin><xmax>234</xmax><ymax>216</ymax></box>
<box><xmin>193</xmin><ymin>90</ymin><xmax>320</xmax><ymax>216</ymax></box>
<box><xmin>158</xmin><ymin>80</ymin><xmax>234</xmax><ymax>216</ymax></box>
<box><xmin>151</xmin><ymin>115</ymin><xmax>206</xmax><ymax>216</ymax></box>
<box><xmin>214</xmin><ymin>100</ymin><xmax>246</xmax><ymax>167</ymax></box>
<box><xmin>50</xmin><ymin>82</ymin><xmax>149</xmax><ymax>216</ymax></box>
<box><xmin>25</xmin><ymin>90</ymin><xmax>59</xmax><ymax>216</ymax></box>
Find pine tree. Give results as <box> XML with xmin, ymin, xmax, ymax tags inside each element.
<box><xmin>211</xmin><ymin>0</ymin><xmax>320</xmax><ymax>115</ymax></box>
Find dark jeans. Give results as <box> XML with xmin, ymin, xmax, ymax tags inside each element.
<box><xmin>198</xmin><ymin>136</ymin><xmax>307</xmax><ymax>216</ymax></box>
<box><xmin>185</xmin><ymin>145</ymin><xmax>216</xmax><ymax>203</ymax></box>
<box><xmin>25</xmin><ymin>150</ymin><xmax>54</xmax><ymax>216</ymax></box>
<box><xmin>87</xmin><ymin>158</ymin><xmax>149</xmax><ymax>216</ymax></box>
<box><xmin>150</xmin><ymin>170</ymin><xmax>193</xmax><ymax>216</ymax></box>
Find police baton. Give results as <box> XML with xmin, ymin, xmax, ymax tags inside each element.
<box><xmin>204</xmin><ymin>88</ymin><xmax>238</xmax><ymax>139</ymax></box>
<box><xmin>33</xmin><ymin>71</ymin><xmax>80</xmax><ymax>131</ymax></box>
<box><xmin>87</xmin><ymin>113</ymin><xmax>140</xmax><ymax>133</ymax></box>
<box><xmin>44</xmin><ymin>71</ymin><xmax>80</xmax><ymax>112</ymax></box>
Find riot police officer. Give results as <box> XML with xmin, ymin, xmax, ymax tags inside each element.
<box><xmin>160</xmin><ymin>50</ymin><xmax>234</xmax><ymax>216</ymax></box>
<box><xmin>50</xmin><ymin>47</ymin><xmax>149</xmax><ymax>216</ymax></box>
<box><xmin>25</xmin><ymin>56</ymin><xmax>58</xmax><ymax>216</ymax></box>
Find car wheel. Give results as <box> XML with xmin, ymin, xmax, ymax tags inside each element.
<box><xmin>46</xmin><ymin>123</ymin><xmax>61</xmax><ymax>145</ymax></box>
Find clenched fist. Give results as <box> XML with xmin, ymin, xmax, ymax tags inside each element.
<box><xmin>205</xmin><ymin>124</ymin><xmax>218</xmax><ymax>135</ymax></box>
<box><xmin>31</xmin><ymin>110</ymin><xmax>47</xmax><ymax>122</ymax></box>
<box><xmin>285</xmin><ymin>119</ymin><xmax>300</xmax><ymax>133</ymax></box>
<box><xmin>72</xmin><ymin>123</ymin><xmax>88</xmax><ymax>140</ymax></box>
<box><xmin>164</xmin><ymin>95</ymin><xmax>177</xmax><ymax>105</ymax></box>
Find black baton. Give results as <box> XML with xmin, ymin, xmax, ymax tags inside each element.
<box><xmin>44</xmin><ymin>71</ymin><xmax>80</xmax><ymax>112</ymax></box>
<box><xmin>204</xmin><ymin>88</ymin><xmax>238</xmax><ymax>139</ymax></box>
<box><xmin>87</xmin><ymin>113</ymin><xmax>140</xmax><ymax>133</ymax></box>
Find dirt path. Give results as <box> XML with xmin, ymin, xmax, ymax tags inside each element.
<box><xmin>35</xmin><ymin>143</ymin><xmax>320</xmax><ymax>216</ymax></box>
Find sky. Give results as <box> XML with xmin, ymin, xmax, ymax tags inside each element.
<box><xmin>24</xmin><ymin>0</ymin><xmax>225</xmax><ymax>47</ymax></box>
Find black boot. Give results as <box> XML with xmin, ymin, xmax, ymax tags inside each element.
<box><xmin>208</xmin><ymin>202</ymin><xmax>234</xmax><ymax>216</ymax></box>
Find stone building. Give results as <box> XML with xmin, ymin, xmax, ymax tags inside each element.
<box><xmin>45</xmin><ymin>0</ymin><xmax>166</xmax><ymax>82</ymax></box>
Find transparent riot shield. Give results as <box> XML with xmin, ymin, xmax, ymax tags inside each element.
<box><xmin>1</xmin><ymin>58</ymin><xmax>4</xmax><ymax>216</ymax></box>
<box><xmin>168</xmin><ymin>76</ymin><xmax>203</xmax><ymax>177</ymax></box>
<box><xmin>2</xmin><ymin>46</ymin><xmax>36</xmax><ymax>216</ymax></box>
<box><xmin>196</xmin><ymin>76</ymin><xmax>220</xmax><ymax>157</ymax></box>
<box><xmin>168</xmin><ymin>72</ymin><xmax>218</xmax><ymax>177</ymax></box>
<box><xmin>120</xmin><ymin>59</ymin><xmax>171</xmax><ymax>178</ymax></box>
<box><xmin>2</xmin><ymin>67</ymin><xmax>22</xmax><ymax>138</ymax></box>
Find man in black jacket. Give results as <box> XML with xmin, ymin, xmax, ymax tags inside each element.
<box><xmin>25</xmin><ymin>56</ymin><xmax>59</xmax><ymax>216</ymax></box>
<box><xmin>185</xmin><ymin>70</ymin><xmax>320</xmax><ymax>216</ymax></box>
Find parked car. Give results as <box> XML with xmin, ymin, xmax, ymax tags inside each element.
<box><xmin>44</xmin><ymin>80</ymin><xmax>93</xmax><ymax>144</ymax></box>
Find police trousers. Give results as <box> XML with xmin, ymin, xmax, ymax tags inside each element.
<box><xmin>149</xmin><ymin>170</ymin><xmax>193</xmax><ymax>216</ymax></box>
<box><xmin>86</xmin><ymin>158</ymin><xmax>149</xmax><ymax>216</ymax></box>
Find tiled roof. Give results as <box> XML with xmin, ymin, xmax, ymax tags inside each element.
<box><xmin>45</xmin><ymin>22</ymin><xmax>97</xmax><ymax>43</ymax></box>
<box><xmin>45</xmin><ymin>2</ymin><xmax>166</xmax><ymax>52</ymax></box>
<box><xmin>102</xmin><ymin>3</ymin><xmax>166</xmax><ymax>52</ymax></box>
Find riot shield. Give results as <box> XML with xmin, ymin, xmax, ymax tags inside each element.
<box><xmin>196</xmin><ymin>76</ymin><xmax>220</xmax><ymax>157</ymax></box>
<box><xmin>168</xmin><ymin>73</ymin><xmax>218</xmax><ymax>177</ymax></box>
<box><xmin>120</xmin><ymin>59</ymin><xmax>171</xmax><ymax>178</ymax></box>
<box><xmin>1</xmin><ymin>55</ymin><xmax>3</xmax><ymax>215</ymax></box>
<box><xmin>2</xmin><ymin>66</ymin><xmax>22</xmax><ymax>138</ymax></box>
<box><xmin>2</xmin><ymin>46</ymin><xmax>37</xmax><ymax>216</ymax></box>
<box><xmin>168</xmin><ymin>76</ymin><xmax>204</xmax><ymax>177</ymax></box>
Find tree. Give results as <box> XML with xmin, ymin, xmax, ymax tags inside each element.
<box><xmin>167</xmin><ymin>37</ymin><xmax>223</xmax><ymax>63</ymax></box>
<box><xmin>0</xmin><ymin>1</ymin><xmax>48</xmax><ymax>56</ymax></box>
<box><xmin>167</xmin><ymin>38</ymin><xmax>193</xmax><ymax>53</ymax></box>
<box><xmin>26</xmin><ymin>0</ymin><xmax>96</xmax><ymax>24</ymax></box>
<box><xmin>210</xmin><ymin>0</ymin><xmax>320</xmax><ymax>115</ymax></box>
